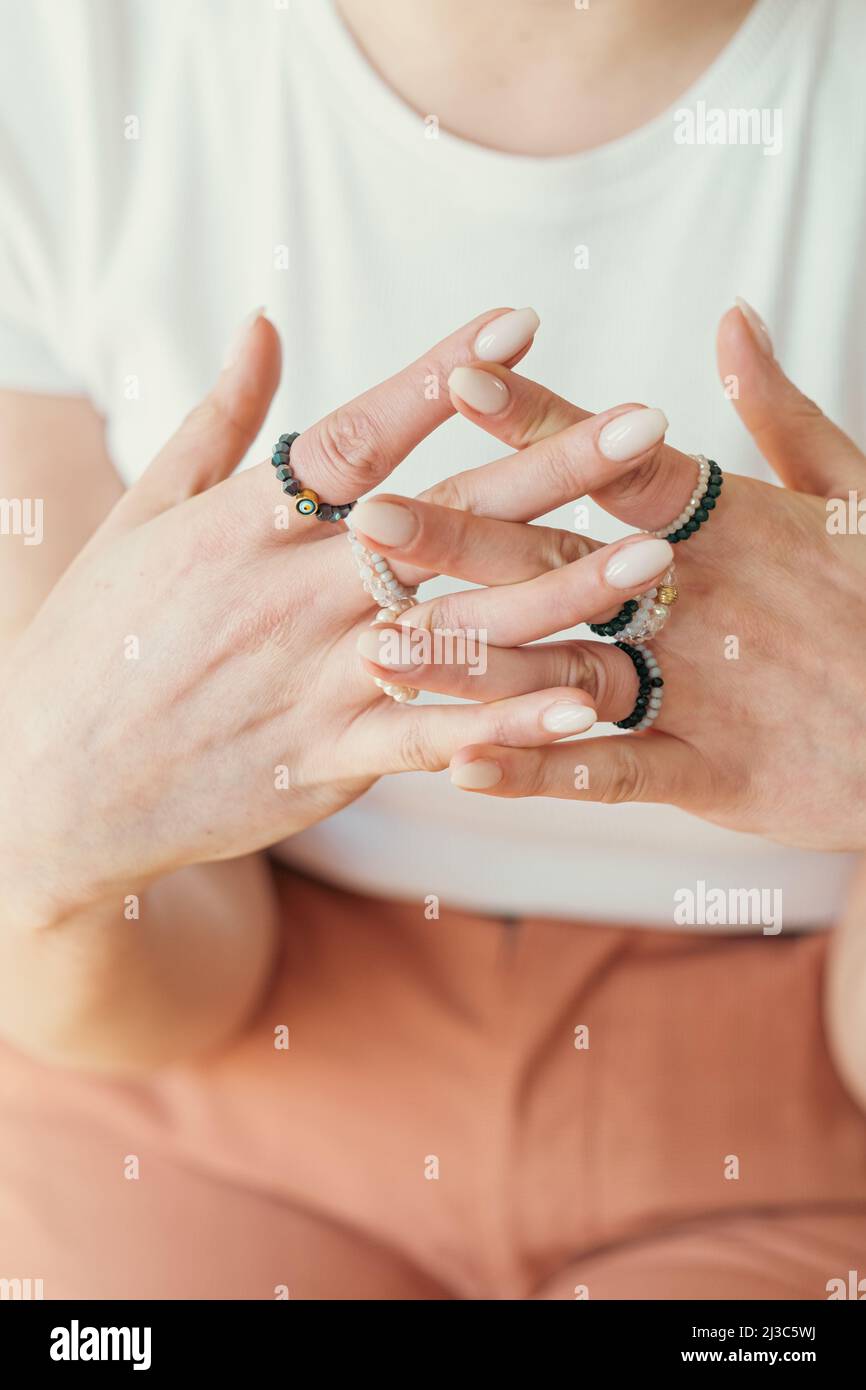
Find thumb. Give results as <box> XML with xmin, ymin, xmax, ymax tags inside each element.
<box><xmin>101</xmin><ymin>309</ymin><xmax>282</xmax><ymax>536</ymax></box>
<box><xmin>717</xmin><ymin>300</ymin><xmax>862</xmax><ymax>497</ymax></box>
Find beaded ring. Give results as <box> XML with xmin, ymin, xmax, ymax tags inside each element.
<box><xmin>589</xmin><ymin>455</ymin><xmax>722</xmax><ymax>641</ymax></box>
<box><xmin>589</xmin><ymin>563</ymin><xmax>678</xmax><ymax>642</ymax></box>
<box><xmin>348</xmin><ymin>529</ymin><xmax>420</xmax><ymax>703</ymax></box>
<box><xmin>613</xmin><ymin>642</ymin><xmax>664</xmax><ymax>732</ymax></box>
<box><xmin>652</xmin><ymin>454</ymin><xmax>723</xmax><ymax>544</ymax></box>
<box><xmin>271</xmin><ymin>432</ymin><xmax>357</xmax><ymax>522</ymax></box>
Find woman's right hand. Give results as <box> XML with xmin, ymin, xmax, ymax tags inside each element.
<box><xmin>0</xmin><ymin>307</ymin><xmax>572</xmax><ymax>929</ymax></box>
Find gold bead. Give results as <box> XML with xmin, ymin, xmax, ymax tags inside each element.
<box><xmin>657</xmin><ymin>585</ymin><xmax>678</xmax><ymax>606</ymax></box>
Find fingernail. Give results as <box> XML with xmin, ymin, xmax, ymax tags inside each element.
<box><xmin>474</xmin><ymin>307</ymin><xmax>540</xmax><ymax>362</ymax></box>
<box><xmin>598</xmin><ymin>406</ymin><xmax>668</xmax><ymax>461</ymax></box>
<box><xmin>351</xmin><ymin>499</ymin><xmax>417</xmax><ymax>547</ymax></box>
<box><xmin>356</xmin><ymin>627</ymin><xmax>419</xmax><ymax>671</ymax></box>
<box><xmin>450</xmin><ymin>758</ymin><xmax>503</xmax><ymax>790</ymax></box>
<box><xmin>541</xmin><ymin>701</ymin><xmax>597</xmax><ymax>734</ymax></box>
<box><xmin>223</xmin><ymin>306</ymin><xmax>265</xmax><ymax>368</ymax></box>
<box><xmin>604</xmin><ymin>537</ymin><xmax>674</xmax><ymax>589</ymax></box>
<box><xmin>735</xmin><ymin>296</ymin><xmax>774</xmax><ymax>358</ymax></box>
<box><xmin>448</xmin><ymin>366</ymin><xmax>510</xmax><ymax>415</ymax></box>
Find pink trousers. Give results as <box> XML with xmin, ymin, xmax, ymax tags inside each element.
<box><xmin>1</xmin><ymin>864</ymin><xmax>866</xmax><ymax>1299</ymax></box>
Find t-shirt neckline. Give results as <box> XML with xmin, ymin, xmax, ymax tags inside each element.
<box><xmin>297</xmin><ymin>0</ymin><xmax>799</xmax><ymax>213</ymax></box>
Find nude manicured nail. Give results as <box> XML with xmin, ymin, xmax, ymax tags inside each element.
<box><xmin>223</xmin><ymin>305</ymin><xmax>265</xmax><ymax>368</ymax></box>
<box><xmin>604</xmin><ymin>537</ymin><xmax>674</xmax><ymax>589</ymax></box>
<box><xmin>450</xmin><ymin>758</ymin><xmax>503</xmax><ymax>790</ymax></box>
<box><xmin>356</xmin><ymin>627</ymin><xmax>418</xmax><ymax>670</ymax></box>
<box><xmin>735</xmin><ymin>296</ymin><xmax>774</xmax><ymax>357</ymax></box>
<box><xmin>448</xmin><ymin>366</ymin><xmax>510</xmax><ymax>415</ymax></box>
<box><xmin>351</xmin><ymin>499</ymin><xmax>417</xmax><ymax>546</ymax></box>
<box><xmin>474</xmin><ymin>307</ymin><xmax>540</xmax><ymax>362</ymax></box>
<box><xmin>542</xmin><ymin>702</ymin><xmax>597</xmax><ymax>734</ymax></box>
<box><xmin>598</xmin><ymin>407</ymin><xmax>668</xmax><ymax>462</ymax></box>
<box><xmin>450</xmin><ymin>761</ymin><xmax>505</xmax><ymax>795</ymax></box>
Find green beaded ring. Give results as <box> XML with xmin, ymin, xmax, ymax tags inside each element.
<box><xmin>613</xmin><ymin>641</ymin><xmax>664</xmax><ymax>732</ymax></box>
<box><xmin>589</xmin><ymin>598</ymin><xmax>639</xmax><ymax>638</ymax></box>
<box><xmin>657</xmin><ymin>457</ymin><xmax>723</xmax><ymax>545</ymax></box>
<box><xmin>270</xmin><ymin>432</ymin><xmax>357</xmax><ymax>523</ymax></box>
<box><xmin>596</xmin><ymin>456</ymin><xmax>723</xmax><ymax>639</ymax></box>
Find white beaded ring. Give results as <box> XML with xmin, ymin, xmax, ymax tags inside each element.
<box><xmin>591</xmin><ymin>455</ymin><xmax>714</xmax><ymax>645</ymax></box>
<box><xmin>615</xmin><ymin>563</ymin><xmax>678</xmax><ymax>642</ymax></box>
<box><xmin>651</xmin><ymin>453</ymin><xmax>712</xmax><ymax>539</ymax></box>
<box><xmin>348</xmin><ymin>530</ymin><xmax>420</xmax><ymax>703</ymax></box>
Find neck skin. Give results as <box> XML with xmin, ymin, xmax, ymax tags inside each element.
<box><xmin>336</xmin><ymin>0</ymin><xmax>755</xmax><ymax>156</ymax></box>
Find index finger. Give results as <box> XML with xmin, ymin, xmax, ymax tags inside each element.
<box><xmin>230</xmin><ymin>307</ymin><xmax>541</xmax><ymax>539</ymax></box>
<box><xmin>426</xmin><ymin>362</ymin><xmax>699</xmax><ymax>534</ymax></box>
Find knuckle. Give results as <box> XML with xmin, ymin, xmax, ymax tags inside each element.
<box><xmin>220</xmin><ymin>588</ymin><xmax>306</xmax><ymax>653</ymax></box>
<box><xmin>538</xmin><ymin>753</ymin><xmax>573</xmax><ymax>799</ymax></box>
<box><xmin>422</xmin><ymin>473</ymin><xmax>467</xmax><ymax>513</ymax></box>
<box><xmin>314</xmin><ymin>407</ymin><xmax>385</xmax><ymax>488</ymax></box>
<box><xmin>185</xmin><ymin>389</ymin><xmax>249</xmax><ymax>447</ymax></box>
<box><xmin>556</xmin><ymin>643</ymin><xmax>603</xmax><ymax>702</ymax></box>
<box><xmin>539</xmin><ymin>436</ymin><xmax>588</xmax><ymax>501</ymax></box>
<box><xmin>413</xmin><ymin>596</ymin><xmax>461</xmax><ymax>634</ymax></box>
<box><xmin>537</xmin><ymin>527</ymin><xmax>592</xmax><ymax>571</ymax></box>
<box><xmin>180</xmin><ymin>397</ymin><xmax>218</xmax><ymax>440</ymax></box>
<box><xmin>397</xmin><ymin>715</ymin><xmax>442</xmax><ymax>774</ymax></box>
<box><xmin>508</xmin><ymin>397</ymin><xmax>563</xmax><ymax>450</ymax></box>
<box><xmin>480</xmin><ymin>705</ymin><xmax>513</xmax><ymax>748</ymax></box>
<box><xmin>599</xmin><ymin>745</ymin><xmax>647</xmax><ymax>805</ymax></box>
<box><xmin>782</xmin><ymin>381</ymin><xmax>824</xmax><ymax>424</ymax></box>
<box><xmin>609</xmin><ymin>443</ymin><xmax>665</xmax><ymax>504</ymax></box>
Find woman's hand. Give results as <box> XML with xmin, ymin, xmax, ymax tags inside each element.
<box><xmin>0</xmin><ymin>305</ymin><xmax>622</xmax><ymax>932</ymax></box>
<box><xmin>352</xmin><ymin>304</ymin><xmax>866</xmax><ymax>853</ymax></box>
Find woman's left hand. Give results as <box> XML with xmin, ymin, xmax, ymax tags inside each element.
<box><xmin>353</xmin><ymin>304</ymin><xmax>866</xmax><ymax>852</ymax></box>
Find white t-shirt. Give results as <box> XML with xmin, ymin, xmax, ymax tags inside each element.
<box><xmin>0</xmin><ymin>0</ymin><xmax>861</xmax><ymax>926</ymax></box>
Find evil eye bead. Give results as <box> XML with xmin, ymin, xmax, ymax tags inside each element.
<box><xmin>296</xmin><ymin>489</ymin><xmax>319</xmax><ymax>515</ymax></box>
<box><xmin>271</xmin><ymin>430</ymin><xmax>356</xmax><ymax>522</ymax></box>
